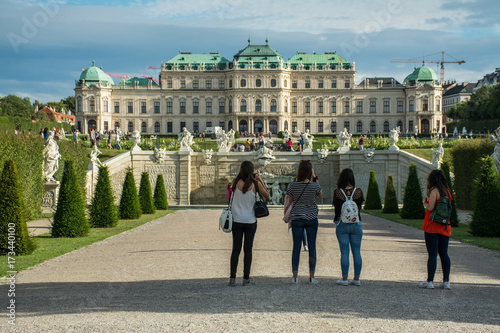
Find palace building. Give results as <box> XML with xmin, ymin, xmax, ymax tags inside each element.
<box><xmin>74</xmin><ymin>41</ymin><xmax>443</xmax><ymax>135</ymax></box>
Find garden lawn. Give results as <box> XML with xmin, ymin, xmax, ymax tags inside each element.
<box><xmin>363</xmin><ymin>209</ymin><xmax>500</xmax><ymax>252</ymax></box>
<box><xmin>405</xmin><ymin>148</ymin><xmax>453</xmax><ymax>165</ymax></box>
<box><xmin>1</xmin><ymin>210</ymin><xmax>174</xmax><ymax>278</ymax></box>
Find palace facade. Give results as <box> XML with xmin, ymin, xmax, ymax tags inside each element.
<box><xmin>75</xmin><ymin>41</ymin><xmax>443</xmax><ymax>136</ymax></box>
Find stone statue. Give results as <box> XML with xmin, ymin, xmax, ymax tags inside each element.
<box><xmin>202</xmin><ymin>149</ymin><xmax>213</xmax><ymax>165</ymax></box>
<box><xmin>302</xmin><ymin>129</ymin><xmax>314</xmax><ymax>152</ymax></box>
<box><xmin>42</xmin><ymin>131</ymin><xmax>61</xmax><ymax>182</ymax></box>
<box><xmin>430</xmin><ymin>142</ymin><xmax>444</xmax><ymax>166</ymax></box>
<box><xmin>282</xmin><ymin>130</ymin><xmax>292</xmax><ymax>143</ymax></box>
<box><xmin>337</xmin><ymin>128</ymin><xmax>351</xmax><ymax>152</ymax></box>
<box><xmin>217</xmin><ymin>131</ymin><xmax>230</xmax><ymax>152</ymax></box>
<box><xmin>462</xmin><ymin>127</ymin><xmax>467</xmax><ymax>136</ymax></box>
<box><xmin>364</xmin><ymin>147</ymin><xmax>375</xmax><ymax>162</ymax></box>
<box><xmin>89</xmin><ymin>145</ymin><xmax>103</xmax><ymax>168</ymax></box>
<box><xmin>178</xmin><ymin>127</ymin><xmax>194</xmax><ymax>151</ymax></box>
<box><xmin>131</xmin><ymin>130</ymin><xmax>141</xmax><ymax>147</ymax></box>
<box><xmin>154</xmin><ymin>147</ymin><xmax>167</xmax><ymax>164</ymax></box>
<box><xmin>254</xmin><ymin>145</ymin><xmax>275</xmax><ymax>166</ymax></box>
<box><xmin>490</xmin><ymin>126</ymin><xmax>500</xmax><ymax>172</ymax></box>
<box><xmin>227</xmin><ymin>129</ymin><xmax>236</xmax><ymax>143</ymax></box>
<box><xmin>388</xmin><ymin>128</ymin><xmax>400</xmax><ymax>151</ymax></box>
<box><xmin>317</xmin><ymin>147</ymin><xmax>329</xmax><ymax>163</ymax></box>
<box><xmin>453</xmin><ymin>127</ymin><xmax>458</xmax><ymax>137</ymax></box>
<box><xmin>270</xmin><ymin>180</ymin><xmax>283</xmax><ymax>205</ymax></box>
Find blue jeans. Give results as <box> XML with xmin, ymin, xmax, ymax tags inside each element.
<box><xmin>291</xmin><ymin>218</ymin><xmax>318</xmax><ymax>274</ymax></box>
<box><xmin>424</xmin><ymin>232</ymin><xmax>451</xmax><ymax>282</ymax></box>
<box><xmin>336</xmin><ymin>221</ymin><xmax>363</xmax><ymax>278</ymax></box>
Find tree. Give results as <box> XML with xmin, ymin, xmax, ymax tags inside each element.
<box><xmin>440</xmin><ymin>161</ymin><xmax>459</xmax><ymax>227</ymax></box>
<box><xmin>119</xmin><ymin>169</ymin><xmax>142</xmax><ymax>219</ymax></box>
<box><xmin>52</xmin><ymin>160</ymin><xmax>89</xmax><ymax>237</ymax></box>
<box><xmin>364</xmin><ymin>171</ymin><xmax>382</xmax><ymax>209</ymax></box>
<box><xmin>470</xmin><ymin>156</ymin><xmax>500</xmax><ymax>237</ymax></box>
<box><xmin>89</xmin><ymin>166</ymin><xmax>118</xmax><ymax>227</ymax></box>
<box><xmin>139</xmin><ymin>172</ymin><xmax>155</xmax><ymax>214</ymax></box>
<box><xmin>154</xmin><ymin>174</ymin><xmax>169</xmax><ymax>210</ymax></box>
<box><xmin>0</xmin><ymin>95</ymin><xmax>33</xmax><ymax>118</ymax></box>
<box><xmin>382</xmin><ymin>175</ymin><xmax>399</xmax><ymax>213</ymax></box>
<box><xmin>0</xmin><ymin>159</ymin><xmax>37</xmax><ymax>255</ymax></box>
<box><xmin>400</xmin><ymin>164</ymin><xmax>426</xmax><ymax>219</ymax></box>
<box><xmin>446</xmin><ymin>84</ymin><xmax>500</xmax><ymax>120</ymax></box>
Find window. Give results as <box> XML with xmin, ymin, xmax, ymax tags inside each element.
<box><xmin>423</xmin><ymin>99</ymin><xmax>428</xmax><ymax>111</ymax></box>
<box><xmin>128</xmin><ymin>102</ymin><xmax>133</xmax><ymax>113</ymax></box>
<box><xmin>219</xmin><ymin>121</ymin><xmax>225</xmax><ymax>131</ymax></box>
<box><xmin>409</xmin><ymin>100</ymin><xmax>414</xmax><ymax>112</ymax></box>
<box><xmin>229</xmin><ymin>80</ymin><xmax>232</xmax><ymax>88</ymax></box>
<box><xmin>318</xmin><ymin>101</ymin><xmax>323</xmax><ymax>114</ymax></box>
<box><xmin>114</xmin><ymin>122</ymin><xmax>120</xmax><ymax>130</ymax></box>
<box><xmin>344</xmin><ymin>80</ymin><xmax>350</xmax><ymax>88</ymax></box>
<box><xmin>155</xmin><ymin>122</ymin><xmax>160</xmax><ymax>133</ymax></box>
<box><xmin>256</xmin><ymin>79</ymin><xmax>261</xmax><ymax>87</ymax></box>
<box><xmin>219</xmin><ymin>101</ymin><xmax>225</xmax><ymax>113</ymax></box>
<box><xmin>344</xmin><ymin>100</ymin><xmax>350</xmax><ymax>113</ymax></box>
<box><xmin>271</xmin><ymin>79</ymin><xmax>276</xmax><ymax>87</ymax></box>
<box><xmin>90</xmin><ymin>98</ymin><xmax>95</xmax><ymax>112</ymax></box>
<box><xmin>167</xmin><ymin>101</ymin><xmax>173</xmax><ymax>113</ymax></box>
<box><xmin>331</xmin><ymin>101</ymin><xmax>336</xmax><ymax>113</ymax></box>
<box><xmin>193</xmin><ymin>80</ymin><xmax>198</xmax><ymax>89</ymax></box>
<box><xmin>357</xmin><ymin>101</ymin><xmax>363</xmax><ymax>113</ymax></box>
<box><xmin>104</xmin><ymin>100</ymin><xmax>108</xmax><ymax>112</ymax></box>
<box><xmin>292</xmin><ymin>102</ymin><xmax>297</xmax><ymax>113</ymax></box>
<box><xmin>384</xmin><ymin>121</ymin><xmax>390</xmax><ymax>132</ymax></box>
<box><xmin>292</xmin><ymin>81</ymin><xmax>297</xmax><ymax>88</ymax></box>
<box><xmin>384</xmin><ymin>101</ymin><xmax>390</xmax><ymax>113</ymax></box>
<box><xmin>206</xmin><ymin>80</ymin><xmax>211</xmax><ymax>89</ymax></box>
<box><xmin>292</xmin><ymin>122</ymin><xmax>297</xmax><ymax>132</ymax></box>
<box><xmin>241</xmin><ymin>79</ymin><xmax>246</xmax><ymax>87</ymax></box>
<box><xmin>193</xmin><ymin>122</ymin><xmax>199</xmax><ymax>133</ymax></box>
<box><xmin>180</xmin><ymin>80</ymin><xmax>185</xmax><ymax>89</ymax></box>
<box><xmin>180</xmin><ymin>102</ymin><xmax>186</xmax><ymax>114</ymax></box>
<box><xmin>219</xmin><ymin>80</ymin><xmax>224</xmax><ymax>89</ymax></box>
<box><xmin>154</xmin><ymin>101</ymin><xmax>160</xmax><ymax>114</ymax></box>
<box><xmin>271</xmin><ymin>99</ymin><xmax>277</xmax><ymax>112</ymax></box>
<box><xmin>141</xmin><ymin>122</ymin><xmax>147</xmax><ymax>133</ymax></box>
<box><xmin>180</xmin><ymin>121</ymin><xmax>186</xmax><ymax>130</ymax></box>
<box><xmin>305</xmin><ymin>80</ymin><xmax>310</xmax><ymax>88</ymax></box>
<box><xmin>397</xmin><ymin>121</ymin><xmax>403</xmax><ymax>132</ymax></box>
<box><xmin>331</xmin><ymin>121</ymin><xmax>337</xmax><ymax>133</ymax></box>
<box><xmin>255</xmin><ymin>99</ymin><xmax>262</xmax><ymax>112</ymax></box>
<box><xmin>104</xmin><ymin>121</ymin><xmax>108</xmax><ymax>131</ymax></box>
<box><xmin>206</xmin><ymin>101</ymin><xmax>212</xmax><ymax>113</ymax></box>
<box><xmin>206</xmin><ymin>121</ymin><xmax>212</xmax><ymax>128</ymax></box>
<box><xmin>167</xmin><ymin>122</ymin><xmax>173</xmax><ymax>133</ymax></box>
<box><xmin>370</xmin><ymin>121</ymin><xmax>376</xmax><ymax>133</ymax></box>
<box><xmin>318</xmin><ymin>121</ymin><xmax>324</xmax><ymax>133</ymax></box>
<box><xmin>77</xmin><ymin>99</ymin><xmax>82</xmax><ymax>112</ymax></box>
<box><xmin>305</xmin><ymin>121</ymin><xmax>310</xmax><ymax>131</ymax></box>
<box><xmin>318</xmin><ymin>80</ymin><xmax>323</xmax><ymax>88</ymax></box>
<box><xmin>229</xmin><ymin>101</ymin><xmax>232</xmax><ymax>113</ymax></box>
<box><xmin>167</xmin><ymin>80</ymin><xmax>172</xmax><ymax>88</ymax></box>
<box><xmin>284</xmin><ymin>80</ymin><xmax>287</xmax><ymax>87</ymax></box>
<box><xmin>409</xmin><ymin>120</ymin><xmax>414</xmax><ymax>132</ymax></box>
<box><xmin>344</xmin><ymin>121</ymin><xmax>350</xmax><ymax>131</ymax></box>
<box><xmin>357</xmin><ymin>121</ymin><xmax>362</xmax><ymax>133</ymax></box>
<box><xmin>331</xmin><ymin>80</ymin><xmax>337</xmax><ymax>88</ymax></box>
<box><xmin>141</xmin><ymin>102</ymin><xmax>146</xmax><ymax>114</ymax></box>
<box><xmin>437</xmin><ymin>100</ymin><xmax>441</xmax><ymax>111</ymax></box>
<box><xmin>114</xmin><ymin>102</ymin><xmax>119</xmax><ymax>113</ymax></box>
<box><xmin>397</xmin><ymin>101</ymin><xmax>403</xmax><ymax>113</ymax></box>
<box><xmin>370</xmin><ymin>101</ymin><xmax>376</xmax><ymax>113</ymax></box>
<box><xmin>193</xmin><ymin>102</ymin><xmax>199</xmax><ymax>114</ymax></box>
<box><xmin>128</xmin><ymin>122</ymin><xmax>133</xmax><ymax>132</ymax></box>
<box><xmin>305</xmin><ymin>102</ymin><xmax>310</xmax><ymax>113</ymax></box>
<box><xmin>241</xmin><ymin>99</ymin><xmax>247</xmax><ymax>112</ymax></box>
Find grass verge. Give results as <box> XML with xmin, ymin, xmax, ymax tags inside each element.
<box><xmin>1</xmin><ymin>209</ymin><xmax>174</xmax><ymax>278</ymax></box>
<box><xmin>363</xmin><ymin>209</ymin><xmax>500</xmax><ymax>252</ymax></box>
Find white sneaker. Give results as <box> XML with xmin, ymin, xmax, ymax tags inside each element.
<box><xmin>349</xmin><ymin>279</ymin><xmax>361</xmax><ymax>286</ymax></box>
<box><xmin>440</xmin><ymin>281</ymin><xmax>451</xmax><ymax>290</ymax></box>
<box><xmin>309</xmin><ymin>277</ymin><xmax>318</xmax><ymax>284</ymax></box>
<box><xmin>336</xmin><ymin>278</ymin><xmax>348</xmax><ymax>286</ymax></box>
<box><xmin>419</xmin><ymin>281</ymin><xmax>434</xmax><ymax>289</ymax></box>
<box><xmin>291</xmin><ymin>277</ymin><xmax>298</xmax><ymax>284</ymax></box>
<box><xmin>304</xmin><ymin>245</ymin><xmax>309</xmax><ymax>251</ymax></box>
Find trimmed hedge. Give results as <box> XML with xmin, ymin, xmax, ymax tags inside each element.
<box><xmin>441</xmin><ymin>161</ymin><xmax>459</xmax><ymax>227</ymax></box>
<box><xmin>451</xmin><ymin>139</ymin><xmax>494</xmax><ymax>209</ymax></box>
<box><xmin>119</xmin><ymin>170</ymin><xmax>142</xmax><ymax>219</ymax></box>
<box><xmin>470</xmin><ymin>156</ymin><xmax>500</xmax><ymax>237</ymax></box>
<box><xmin>154</xmin><ymin>174</ymin><xmax>168</xmax><ymax>210</ymax></box>
<box><xmin>0</xmin><ymin>159</ymin><xmax>37</xmax><ymax>255</ymax></box>
<box><xmin>382</xmin><ymin>175</ymin><xmax>399</xmax><ymax>213</ymax></box>
<box><xmin>364</xmin><ymin>171</ymin><xmax>382</xmax><ymax>209</ymax></box>
<box><xmin>400</xmin><ymin>164</ymin><xmax>426</xmax><ymax>219</ymax></box>
<box><xmin>90</xmin><ymin>166</ymin><xmax>118</xmax><ymax>227</ymax></box>
<box><xmin>52</xmin><ymin>160</ymin><xmax>89</xmax><ymax>237</ymax></box>
<box><xmin>139</xmin><ymin>172</ymin><xmax>155</xmax><ymax>214</ymax></box>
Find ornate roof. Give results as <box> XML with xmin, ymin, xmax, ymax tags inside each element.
<box><xmin>79</xmin><ymin>61</ymin><xmax>114</xmax><ymax>85</ymax></box>
<box><xmin>165</xmin><ymin>52</ymin><xmax>230</xmax><ymax>70</ymax></box>
<box><xmin>403</xmin><ymin>62</ymin><xmax>439</xmax><ymax>86</ymax></box>
<box><xmin>287</xmin><ymin>52</ymin><xmax>351</xmax><ymax>70</ymax></box>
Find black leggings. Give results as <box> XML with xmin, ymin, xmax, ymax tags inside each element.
<box><xmin>424</xmin><ymin>232</ymin><xmax>451</xmax><ymax>282</ymax></box>
<box><xmin>230</xmin><ymin>222</ymin><xmax>257</xmax><ymax>279</ymax></box>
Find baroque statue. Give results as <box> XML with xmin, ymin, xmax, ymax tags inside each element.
<box><xmin>43</xmin><ymin>131</ymin><xmax>61</xmax><ymax>183</ymax></box>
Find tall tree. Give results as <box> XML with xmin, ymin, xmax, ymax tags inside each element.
<box><xmin>400</xmin><ymin>164</ymin><xmax>426</xmax><ymax>219</ymax></box>
<box><xmin>119</xmin><ymin>169</ymin><xmax>142</xmax><ymax>219</ymax></box>
<box><xmin>364</xmin><ymin>171</ymin><xmax>382</xmax><ymax>209</ymax></box>
<box><xmin>382</xmin><ymin>175</ymin><xmax>399</xmax><ymax>213</ymax></box>
<box><xmin>90</xmin><ymin>166</ymin><xmax>118</xmax><ymax>227</ymax></box>
<box><xmin>139</xmin><ymin>172</ymin><xmax>155</xmax><ymax>214</ymax></box>
<box><xmin>153</xmin><ymin>174</ymin><xmax>169</xmax><ymax>210</ymax></box>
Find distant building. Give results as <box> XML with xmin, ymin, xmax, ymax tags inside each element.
<box><xmin>39</xmin><ymin>107</ymin><xmax>75</xmax><ymax>124</ymax></box>
<box><xmin>442</xmin><ymin>81</ymin><xmax>476</xmax><ymax>121</ymax></box>
<box><xmin>474</xmin><ymin>68</ymin><xmax>500</xmax><ymax>92</ymax></box>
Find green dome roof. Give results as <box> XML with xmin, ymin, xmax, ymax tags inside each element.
<box><xmin>80</xmin><ymin>61</ymin><xmax>114</xmax><ymax>85</ymax></box>
<box><xmin>403</xmin><ymin>62</ymin><xmax>439</xmax><ymax>86</ymax></box>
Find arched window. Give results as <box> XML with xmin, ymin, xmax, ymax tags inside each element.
<box><xmin>114</xmin><ymin>122</ymin><xmax>120</xmax><ymax>131</ymax></box>
<box><xmin>383</xmin><ymin>121</ymin><xmax>390</xmax><ymax>132</ymax></box>
<box><xmin>239</xmin><ymin>120</ymin><xmax>248</xmax><ymax>133</ymax></box>
<box><xmin>370</xmin><ymin>121</ymin><xmax>376</xmax><ymax>133</ymax></box>
<box><xmin>344</xmin><ymin>121</ymin><xmax>350</xmax><ymax>131</ymax></box>
<box><xmin>89</xmin><ymin>97</ymin><xmax>95</xmax><ymax>112</ymax></box>
<box><xmin>270</xmin><ymin>99</ymin><xmax>277</xmax><ymax>112</ymax></box>
<box><xmin>154</xmin><ymin>122</ymin><xmax>160</xmax><ymax>133</ymax></box>
<box><xmin>357</xmin><ymin>121</ymin><xmax>363</xmax><ymax>133</ymax></box>
<box><xmin>229</xmin><ymin>80</ymin><xmax>232</xmax><ymax>88</ymax></box>
<box><xmin>269</xmin><ymin>120</ymin><xmax>278</xmax><ymax>134</ymax></box>
<box><xmin>284</xmin><ymin>120</ymin><xmax>288</xmax><ymax>131</ymax></box>
<box><xmin>141</xmin><ymin>122</ymin><xmax>147</xmax><ymax>133</ymax></box>
<box><xmin>128</xmin><ymin>122</ymin><xmax>134</xmax><ymax>133</ymax></box>
<box><xmin>397</xmin><ymin>121</ymin><xmax>403</xmax><ymax>132</ymax></box>
<box><xmin>228</xmin><ymin>120</ymin><xmax>233</xmax><ymax>130</ymax></box>
<box><xmin>241</xmin><ymin>79</ymin><xmax>246</xmax><ymax>87</ymax></box>
<box><xmin>331</xmin><ymin>121</ymin><xmax>337</xmax><ymax>133</ymax></box>
<box><xmin>254</xmin><ymin>120</ymin><xmax>263</xmax><ymax>134</ymax></box>
<box><xmin>271</xmin><ymin>79</ymin><xmax>276</xmax><ymax>87</ymax></box>
<box><xmin>240</xmin><ymin>99</ymin><xmax>247</xmax><ymax>112</ymax></box>
<box><xmin>255</xmin><ymin>99</ymin><xmax>262</xmax><ymax>112</ymax></box>
<box><xmin>256</xmin><ymin>79</ymin><xmax>261</xmax><ymax>87</ymax></box>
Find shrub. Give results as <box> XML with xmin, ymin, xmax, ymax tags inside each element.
<box><xmin>234</xmin><ymin>131</ymin><xmax>240</xmax><ymax>139</ymax></box>
<box><xmin>364</xmin><ymin>171</ymin><xmax>382</xmax><ymax>209</ymax></box>
<box><xmin>139</xmin><ymin>172</ymin><xmax>155</xmax><ymax>214</ymax></box>
<box><xmin>382</xmin><ymin>175</ymin><xmax>399</xmax><ymax>213</ymax></box>
<box><xmin>89</xmin><ymin>166</ymin><xmax>117</xmax><ymax>227</ymax></box>
<box><xmin>52</xmin><ymin>160</ymin><xmax>89</xmax><ymax>237</ymax></box>
<box><xmin>119</xmin><ymin>169</ymin><xmax>141</xmax><ymax>219</ymax></box>
<box><xmin>0</xmin><ymin>159</ymin><xmax>37</xmax><ymax>255</ymax></box>
<box><xmin>441</xmin><ymin>161</ymin><xmax>459</xmax><ymax>227</ymax></box>
<box><xmin>470</xmin><ymin>156</ymin><xmax>500</xmax><ymax>237</ymax></box>
<box><xmin>154</xmin><ymin>174</ymin><xmax>168</xmax><ymax>210</ymax></box>
<box><xmin>400</xmin><ymin>164</ymin><xmax>426</xmax><ymax>219</ymax></box>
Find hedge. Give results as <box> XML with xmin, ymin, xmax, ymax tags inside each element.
<box><xmin>364</xmin><ymin>171</ymin><xmax>382</xmax><ymax>209</ymax></box>
<box><xmin>90</xmin><ymin>166</ymin><xmax>118</xmax><ymax>227</ymax></box>
<box><xmin>154</xmin><ymin>174</ymin><xmax>169</xmax><ymax>210</ymax></box>
<box><xmin>441</xmin><ymin>161</ymin><xmax>459</xmax><ymax>227</ymax></box>
<box><xmin>400</xmin><ymin>164</ymin><xmax>426</xmax><ymax>219</ymax></box>
<box><xmin>382</xmin><ymin>175</ymin><xmax>399</xmax><ymax>213</ymax></box>
<box><xmin>139</xmin><ymin>172</ymin><xmax>155</xmax><ymax>214</ymax></box>
<box><xmin>119</xmin><ymin>169</ymin><xmax>142</xmax><ymax>219</ymax></box>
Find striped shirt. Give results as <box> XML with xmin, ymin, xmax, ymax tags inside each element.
<box><xmin>286</xmin><ymin>181</ymin><xmax>322</xmax><ymax>221</ymax></box>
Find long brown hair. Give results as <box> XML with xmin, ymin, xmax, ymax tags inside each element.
<box><xmin>296</xmin><ymin>160</ymin><xmax>313</xmax><ymax>182</ymax></box>
<box><xmin>232</xmin><ymin>161</ymin><xmax>255</xmax><ymax>193</ymax></box>
<box><xmin>337</xmin><ymin>168</ymin><xmax>355</xmax><ymax>189</ymax></box>
<box><xmin>427</xmin><ymin>169</ymin><xmax>449</xmax><ymax>196</ymax></box>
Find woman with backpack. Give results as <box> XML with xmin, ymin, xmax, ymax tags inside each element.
<box><xmin>419</xmin><ymin>169</ymin><xmax>452</xmax><ymax>290</ymax></box>
<box><xmin>285</xmin><ymin>160</ymin><xmax>323</xmax><ymax>284</ymax></box>
<box><xmin>333</xmin><ymin>168</ymin><xmax>365</xmax><ymax>286</ymax></box>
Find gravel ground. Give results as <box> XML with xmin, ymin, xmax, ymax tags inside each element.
<box><xmin>2</xmin><ymin>209</ymin><xmax>499</xmax><ymax>332</ymax></box>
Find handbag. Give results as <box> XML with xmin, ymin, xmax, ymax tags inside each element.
<box><xmin>254</xmin><ymin>184</ymin><xmax>269</xmax><ymax>218</ymax></box>
<box><xmin>219</xmin><ymin>190</ymin><xmax>234</xmax><ymax>233</ymax></box>
<box><xmin>283</xmin><ymin>181</ymin><xmax>310</xmax><ymax>223</ymax></box>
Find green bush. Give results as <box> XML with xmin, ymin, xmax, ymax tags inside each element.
<box><xmin>0</xmin><ymin>159</ymin><xmax>37</xmax><ymax>255</ymax></box>
<box><xmin>234</xmin><ymin>131</ymin><xmax>240</xmax><ymax>139</ymax></box>
<box><xmin>89</xmin><ymin>166</ymin><xmax>117</xmax><ymax>227</ymax></box>
<box><xmin>382</xmin><ymin>175</ymin><xmax>399</xmax><ymax>213</ymax></box>
<box><xmin>400</xmin><ymin>164</ymin><xmax>426</xmax><ymax>219</ymax></box>
<box><xmin>277</xmin><ymin>131</ymin><xmax>284</xmax><ymax>139</ymax></box>
<box><xmin>470</xmin><ymin>156</ymin><xmax>500</xmax><ymax>237</ymax></box>
<box><xmin>451</xmin><ymin>139</ymin><xmax>494</xmax><ymax>209</ymax></box>
<box><xmin>52</xmin><ymin>160</ymin><xmax>89</xmax><ymax>237</ymax></box>
<box><xmin>441</xmin><ymin>161</ymin><xmax>459</xmax><ymax>227</ymax></box>
<box><xmin>119</xmin><ymin>170</ymin><xmax>142</xmax><ymax>219</ymax></box>
<box><xmin>139</xmin><ymin>172</ymin><xmax>155</xmax><ymax>214</ymax></box>
<box><xmin>364</xmin><ymin>171</ymin><xmax>382</xmax><ymax>209</ymax></box>
<box><xmin>154</xmin><ymin>174</ymin><xmax>169</xmax><ymax>210</ymax></box>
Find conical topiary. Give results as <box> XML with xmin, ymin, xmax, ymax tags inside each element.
<box><xmin>90</xmin><ymin>166</ymin><xmax>118</xmax><ymax>227</ymax></box>
<box><xmin>400</xmin><ymin>164</ymin><xmax>426</xmax><ymax>219</ymax></box>
<box><xmin>382</xmin><ymin>175</ymin><xmax>399</xmax><ymax>213</ymax></box>
<box><xmin>0</xmin><ymin>159</ymin><xmax>37</xmax><ymax>255</ymax></box>
<box><xmin>154</xmin><ymin>174</ymin><xmax>168</xmax><ymax>210</ymax></box>
<box><xmin>139</xmin><ymin>172</ymin><xmax>155</xmax><ymax>214</ymax></box>
<box><xmin>470</xmin><ymin>156</ymin><xmax>500</xmax><ymax>237</ymax></box>
<box><xmin>364</xmin><ymin>171</ymin><xmax>382</xmax><ymax>209</ymax></box>
<box><xmin>119</xmin><ymin>169</ymin><xmax>142</xmax><ymax>219</ymax></box>
<box><xmin>52</xmin><ymin>160</ymin><xmax>89</xmax><ymax>237</ymax></box>
<box><xmin>441</xmin><ymin>161</ymin><xmax>459</xmax><ymax>227</ymax></box>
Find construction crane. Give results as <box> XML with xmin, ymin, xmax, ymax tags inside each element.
<box><xmin>141</xmin><ymin>74</ymin><xmax>160</xmax><ymax>83</ymax></box>
<box><xmin>391</xmin><ymin>51</ymin><xmax>465</xmax><ymax>85</ymax></box>
<box><xmin>148</xmin><ymin>66</ymin><xmax>161</xmax><ymax>69</ymax></box>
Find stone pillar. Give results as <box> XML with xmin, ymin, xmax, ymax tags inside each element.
<box><xmin>42</xmin><ymin>181</ymin><xmax>60</xmax><ymax>214</ymax></box>
<box><xmin>178</xmin><ymin>150</ymin><xmax>191</xmax><ymax>205</ymax></box>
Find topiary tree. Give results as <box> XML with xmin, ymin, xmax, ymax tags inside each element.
<box><xmin>364</xmin><ymin>171</ymin><xmax>382</xmax><ymax>209</ymax></box>
<box><xmin>139</xmin><ymin>172</ymin><xmax>155</xmax><ymax>214</ymax></box>
<box><xmin>0</xmin><ymin>159</ymin><xmax>37</xmax><ymax>255</ymax></box>
<box><xmin>119</xmin><ymin>169</ymin><xmax>141</xmax><ymax>219</ymax></box>
<box><xmin>382</xmin><ymin>175</ymin><xmax>399</xmax><ymax>213</ymax></box>
<box><xmin>52</xmin><ymin>159</ymin><xmax>89</xmax><ymax>237</ymax></box>
<box><xmin>400</xmin><ymin>164</ymin><xmax>426</xmax><ymax>219</ymax></box>
<box><xmin>470</xmin><ymin>156</ymin><xmax>500</xmax><ymax>237</ymax></box>
<box><xmin>441</xmin><ymin>161</ymin><xmax>459</xmax><ymax>227</ymax></box>
<box><xmin>90</xmin><ymin>166</ymin><xmax>118</xmax><ymax>228</ymax></box>
<box><xmin>154</xmin><ymin>174</ymin><xmax>168</xmax><ymax>210</ymax></box>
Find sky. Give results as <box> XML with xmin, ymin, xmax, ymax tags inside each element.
<box><xmin>0</xmin><ymin>0</ymin><xmax>499</xmax><ymax>104</ymax></box>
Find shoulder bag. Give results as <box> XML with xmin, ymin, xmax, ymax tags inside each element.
<box><xmin>254</xmin><ymin>183</ymin><xmax>269</xmax><ymax>218</ymax></box>
<box><xmin>219</xmin><ymin>190</ymin><xmax>234</xmax><ymax>233</ymax></box>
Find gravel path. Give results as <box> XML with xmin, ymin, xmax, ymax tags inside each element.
<box><xmin>2</xmin><ymin>209</ymin><xmax>499</xmax><ymax>332</ymax></box>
